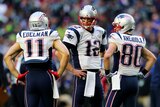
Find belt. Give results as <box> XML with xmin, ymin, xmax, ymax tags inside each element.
<box><xmin>85</xmin><ymin>69</ymin><xmax>99</xmax><ymax>72</ymax></box>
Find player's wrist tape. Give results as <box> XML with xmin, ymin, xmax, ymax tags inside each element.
<box><xmin>105</xmin><ymin>69</ymin><xmax>110</xmax><ymax>75</ymax></box>
<box><xmin>140</xmin><ymin>67</ymin><xmax>148</xmax><ymax>75</ymax></box>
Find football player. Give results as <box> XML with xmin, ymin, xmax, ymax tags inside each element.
<box><xmin>4</xmin><ymin>11</ymin><xmax>69</xmax><ymax>107</ymax></box>
<box><xmin>104</xmin><ymin>13</ymin><xmax>156</xmax><ymax>107</ymax></box>
<box><xmin>57</xmin><ymin>5</ymin><xmax>108</xmax><ymax>107</ymax></box>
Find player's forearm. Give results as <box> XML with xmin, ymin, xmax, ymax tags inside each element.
<box><xmin>100</xmin><ymin>51</ymin><xmax>105</xmax><ymax>57</ymax></box>
<box><xmin>104</xmin><ymin>57</ymin><xmax>110</xmax><ymax>70</ymax></box>
<box><xmin>145</xmin><ymin>56</ymin><xmax>156</xmax><ymax>71</ymax></box>
<box><xmin>55</xmin><ymin>51</ymin><xmax>74</xmax><ymax>74</ymax></box>
<box><xmin>57</xmin><ymin>53</ymin><xmax>69</xmax><ymax>76</ymax></box>
<box><xmin>4</xmin><ymin>56</ymin><xmax>19</xmax><ymax>78</ymax></box>
<box><xmin>142</xmin><ymin>48</ymin><xmax>156</xmax><ymax>71</ymax></box>
<box><xmin>66</xmin><ymin>63</ymin><xmax>75</xmax><ymax>74</ymax></box>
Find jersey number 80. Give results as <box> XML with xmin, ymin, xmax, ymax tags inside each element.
<box><xmin>121</xmin><ymin>44</ymin><xmax>143</xmax><ymax>67</ymax></box>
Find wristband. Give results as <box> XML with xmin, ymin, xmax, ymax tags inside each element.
<box><xmin>105</xmin><ymin>69</ymin><xmax>110</xmax><ymax>75</ymax></box>
<box><xmin>140</xmin><ymin>67</ymin><xmax>148</xmax><ymax>75</ymax></box>
<box><xmin>48</xmin><ymin>69</ymin><xmax>60</xmax><ymax>80</ymax></box>
<box><xmin>17</xmin><ymin>71</ymin><xmax>29</xmax><ymax>85</ymax></box>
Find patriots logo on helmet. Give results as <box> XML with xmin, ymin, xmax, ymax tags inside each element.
<box><xmin>118</xmin><ymin>14</ymin><xmax>130</xmax><ymax>20</ymax></box>
<box><xmin>118</xmin><ymin>15</ymin><xmax>125</xmax><ymax>18</ymax></box>
<box><xmin>92</xmin><ymin>6</ymin><xmax>96</xmax><ymax>11</ymax></box>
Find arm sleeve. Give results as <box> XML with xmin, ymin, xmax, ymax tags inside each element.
<box><xmin>50</xmin><ymin>30</ymin><xmax>60</xmax><ymax>40</ymax></box>
<box><xmin>63</xmin><ymin>28</ymin><xmax>78</xmax><ymax>46</ymax></box>
<box><xmin>102</xmin><ymin>31</ymin><xmax>108</xmax><ymax>45</ymax></box>
<box><xmin>63</xmin><ymin>41</ymin><xmax>77</xmax><ymax>53</ymax></box>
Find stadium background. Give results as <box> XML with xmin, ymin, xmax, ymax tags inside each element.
<box><xmin>0</xmin><ymin>0</ymin><xmax>160</xmax><ymax>107</ymax></box>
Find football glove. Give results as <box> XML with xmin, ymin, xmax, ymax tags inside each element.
<box><xmin>100</xmin><ymin>69</ymin><xmax>111</xmax><ymax>83</ymax></box>
<box><xmin>106</xmin><ymin>71</ymin><xmax>118</xmax><ymax>84</ymax></box>
<box><xmin>100</xmin><ymin>69</ymin><xmax>110</xmax><ymax>77</ymax></box>
<box><xmin>139</xmin><ymin>67</ymin><xmax>150</xmax><ymax>79</ymax></box>
<box><xmin>17</xmin><ymin>71</ymin><xmax>29</xmax><ymax>85</ymax></box>
<box><xmin>137</xmin><ymin>72</ymin><xmax>145</xmax><ymax>79</ymax></box>
<box><xmin>139</xmin><ymin>67</ymin><xmax>148</xmax><ymax>75</ymax></box>
<box><xmin>48</xmin><ymin>69</ymin><xmax>60</xmax><ymax>80</ymax></box>
<box><xmin>105</xmin><ymin>70</ymin><xmax>110</xmax><ymax>75</ymax></box>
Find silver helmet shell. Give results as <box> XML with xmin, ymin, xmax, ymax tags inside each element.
<box><xmin>78</xmin><ymin>5</ymin><xmax>97</xmax><ymax>30</ymax></box>
<box><xmin>29</xmin><ymin>11</ymin><xmax>49</xmax><ymax>30</ymax></box>
<box><xmin>112</xmin><ymin>13</ymin><xmax>135</xmax><ymax>33</ymax></box>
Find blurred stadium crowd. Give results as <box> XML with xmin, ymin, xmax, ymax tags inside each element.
<box><xmin>0</xmin><ymin>0</ymin><xmax>160</xmax><ymax>107</ymax></box>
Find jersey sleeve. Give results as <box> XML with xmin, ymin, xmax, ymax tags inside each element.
<box><xmin>102</xmin><ymin>31</ymin><xmax>108</xmax><ymax>45</ymax></box>
<box><xmin>16</xmin><ymin>32</ymin><xmax>21</xmax><ymax>43</ymax></box>
<box><xmin>50</xmin><ymin>30</ymin><xmax>60</xmax><ymax>40</ymax></box>
<box><xmin>142</xmin><ymin>37</ymin><xmax>146</xmax><ymax>47</ymax></box>
<box><xmin>63</xmin><ymin>27</ymin><xmax>78</xmax><ymax>46</ymax></box>
<box><xmin>108</xmin><ymin>33</ymin><xmax>122</xmax><ymax>46</ymax></box>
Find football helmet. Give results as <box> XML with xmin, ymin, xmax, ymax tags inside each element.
<box><xmin>29</xmin><ymin>11</ymin><xmax>49</xmax><ymax>30</ymax></box>
<box><xmin>78</xmin><ymin>5</ymin><xmax>97</xmax><ymax>31</ymax></box>
<box><xmin>112</xmin><ymin>13</ymin><xmax>135</xmax><ymax>33</ymax></box>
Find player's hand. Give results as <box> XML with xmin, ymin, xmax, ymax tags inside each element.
<box><xmin>72</xmin><ymin>69</ymin><xmax>87</xmax><ymax>79</ymax></box>
<box><xmin>139</xmin><ymin>67</ymin><xmax>150</xmax><ymax>79</ymax></box>
<box><xmin>137</xmin><ymin>71</ymin><xmax>150</xmax><ymax>80</ymax></box>
<box><xmin>99</xmin><ymin>69</ymin><xmax>106</xmax><ymax>79</ymax></box>
<box><xmin>99</xmin><ymin>69</ymin><xmax>111</xmax><ymax>83</ymax></box>
<box><xmin>137</xmin><ymin>72</ymin><xmax>145</xmax><ymax>79</ymax></box>
<box><xmin>106</xmin><ymin>74</ymin><xmax>111</xmax><ymax>84</ymax></box>
<box><xmin>105</xmin><ymin>71</ymin><xmax>118</xmax><ymax>84</ymax></box>
<box><xmin>48</xmin><ymin>70</ymin><xmax>60</xmax><ymax>80</ymax></box>
<box><xmin>100</xmin><ymin>69</ymin><xmax>111</xmax><ymax>78</ymax></box>
<box><xmin>17</xmin><ymin>71</ymin><xmax>29</xmax><ymax>85</ymax></box>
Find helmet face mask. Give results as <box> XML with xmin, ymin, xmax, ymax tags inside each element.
<box><xmin>78</xmin><ymin>5</ymin><xmax>97</xmax><ymax>31</ymax></box>
<box><xmin>112</xmin><ymin>13</ymin><xmax>135</xmax><ymax>33</ymax></box>
<box><xmin>29</xmin><ymin>11</ymin><xmax>49</xmax><ymax>30</ymax></box>
<box><xmin>112</xmin><ymin>23</ymin><xmax>123</xmax><ymax>33</ymax></box>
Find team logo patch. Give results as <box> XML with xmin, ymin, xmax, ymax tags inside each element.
<box><xmin>67</xmin><ymin>34</ymin><xmax>74</xmax><ymax>39</ymax></box>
